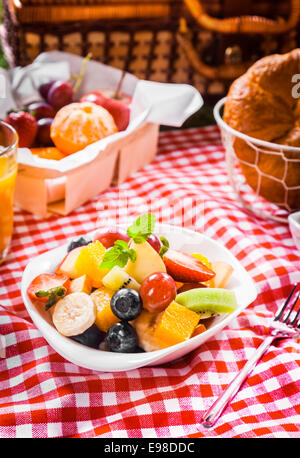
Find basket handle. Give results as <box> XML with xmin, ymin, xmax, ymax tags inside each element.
<box><xmin>177</xmin><ymin>18</ymin><xmax>252</xmax><ymax>80</ymax></box>
<box><xmin>184</xmin><ymin>0</ymin><xmax>300</xmax><ymax>34</ymax></box>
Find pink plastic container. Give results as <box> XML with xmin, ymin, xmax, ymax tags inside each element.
<box><xmin>14</xmin><ymin>122</ymin><xmax>159</xmax><ymax>218</ymax></box>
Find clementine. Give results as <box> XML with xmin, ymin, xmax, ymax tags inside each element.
<box><xmin>50</xmin><ymin>102</ymin><xmax>118</xmax><ymax>155</ymax></box>
<box><xmin>30</xmin><ymin>147</ymin><xmax>65</xmax><ymax>160</ymax></box>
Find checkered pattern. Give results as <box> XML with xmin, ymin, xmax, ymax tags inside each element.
<box><xmin>1</xmin><ymin>126</ymin><xmax>300</xmax><ymax>438</ymax></box>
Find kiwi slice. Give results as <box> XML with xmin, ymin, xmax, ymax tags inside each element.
<box><xmin>176</xmin><ymin>288</ymin><xmax>237</xmax><ymax>315</ymax></box>
<box><xmin>102</xmin><ymin>265</ymin><xmax>140</xmax><ymax>291</ymax></box>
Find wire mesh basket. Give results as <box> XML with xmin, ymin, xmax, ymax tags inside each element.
<box><xmin>214</xmin><ymin>97</ymin><xmax>300</xmax><ymax>223</ymax></box>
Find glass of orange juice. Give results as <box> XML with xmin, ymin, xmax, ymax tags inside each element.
<box><xmin>0</xmin><ymin>121</ymin><xmax>18</xmax><ymax>264</ymax></box>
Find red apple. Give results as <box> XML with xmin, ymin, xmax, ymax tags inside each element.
<box><xmin>99</xmin><ymin>89</ymin><xmax>132</xmax><ymax>106</ymax></box>
<box><xmin>94</xmin><ymin>227</ymin><xmax>130</xmax><ymax>249</ymax></box>
<box><xmin>80</xmin><ymin>90</ymin><xmax>131</xmax><ymax>131</ymax></box>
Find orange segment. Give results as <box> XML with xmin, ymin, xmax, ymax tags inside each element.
<box><xmin>154</xmin><ymin>301</ymin><xmax>200</xmax><ymax>347</ymax></box>
<box><xmin>50</xmin><ymin>102</ymin><xmax>118</xmax><ymax>155</ymax></box>
<box><xmin>30</xmin><ymin>147</ymin><xmax>65</xmax><ymax>160</ymax></box>
<box><xmin>74</xmin><ymin>240</ymin><xmax>108</xmax><ymax>288</ymax></box>
<box><xmin>192</xmin><ymin>253</ymin><xmax>214</xmax><ymax>287</ymax></box>
<box><xmin>91</xmin><ymin>286</ymin><xmax>120</xmax><ymax>332</ymax></box>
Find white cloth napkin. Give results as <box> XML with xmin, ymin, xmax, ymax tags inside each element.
<box><xmin>1</xmin><ymin>51</ymin><xmax>203</xmax><ymax>173</ymax></box>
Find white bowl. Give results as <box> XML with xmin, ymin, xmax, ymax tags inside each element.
<box><xmin>21</xmin><ymin>224</ymin><xmax>257</xmax><ymax>372</ymax></box>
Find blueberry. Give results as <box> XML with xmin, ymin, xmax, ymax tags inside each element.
<box><xmin>110</xmin><ymin>288</ymin><xmax>142</xmax><ymax>321</ymax></box>
<box><xmin>67</xmin><ymin>237</ymin><xmax>91</xmax><ymax>252</ymax></box>
<box><xmin>71</xmin><ymin>324</ymin><xmax>105</xmax><ymax>348</ymax></box>
<box><xmin>105</xmin><ymin>321</ymin><xmax>138</xmax><ymax>353</ymax></box>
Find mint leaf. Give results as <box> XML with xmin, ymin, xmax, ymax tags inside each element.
<box><xmin>45</xmin><ymin>292</ymin><xmax>59</xmax><ymax>311</ymax></box>
<box><xmin>35</xmin><ymin>286</ymin><xmax>67</xmax><ymax>311</ymax></box>
<box><xmin>127</xmin><ymin>213</ymin><xmax>156</xmax><ymax>244</ymax></box>
<box><xmin>160</xmin><ymin>236</ymin><xmax>169</xmax><ymax>248</ymax></box>
<box><xmin>127</xmin><ymin>248</ymin><xmax>137</xmax><ymax>263</ymax></box>
<box><xmin>159</xmin><ymin>236</ymin><xmax>169</xmax><ymax>258</ymax></box>
<box><xmin>118</xmin><ymin>251</ymin><xmax>130</xmax><ymax>267</ymax></box>
<box><xmin>99</xmin><ymin>240</ymin><xmax>137</xmax><ymax>270</ymax></box>
<box><xmin>35</xmin><ymin>290</ymin><xmax>51</xmax><ymax>298</ymax></box>
<box><xmin>35</xmin><ymin>286</ymin><xmax>66</xmax><ymax>299</ymax></box>
<box><xmin>55</xmin><ymin>287</ymin><xmax>67</xmax><ymax>298</ymax></box>
<box><xmin>159</xmin><ymin>246</ymin><xmax>169</xmax><ymax>258</ymax></box>
<box><xmin>129</xmin><ymin>233</ymin><xmax>147</xmax><ymax>244</ymax></box>
<box><xmin>99</xmin><ymin>248</ymin><xmax>122</xmax><ymax>269</ymax></box>
<box><xmin>114</xmin><ymin>239</ymin><xmax>129</xmax><ymax>250</ymax></box>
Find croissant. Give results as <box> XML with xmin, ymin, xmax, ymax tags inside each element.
<box><xmin>223</xmin><ymin>49</ymin><xmax>300</xmax><ymax>211</ymax></box>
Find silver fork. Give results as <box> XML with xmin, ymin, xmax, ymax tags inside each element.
<box><xmin>201</xmin><ymin>283</ymin><xmax>300</xmax><ymax>428</ymax></box>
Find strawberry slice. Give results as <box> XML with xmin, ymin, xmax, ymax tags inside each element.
<box><xmin>163</xmin><ymin>249</ymin><xmax>215</xmax><ymax>283</ymax></box>
<box><xmin>177</xmin><ymin>282</ymin><xmax>207</xmax><ymax>294</ymax></box>
<box><xmin>27</xmin><ymin>273</ymin><xmax>70</xmax><ymax>303</ymax></box>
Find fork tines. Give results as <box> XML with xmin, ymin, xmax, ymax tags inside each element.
<box><xmin>275</xmin><ymin>283</ymin><xmax>300</xmax><ymax>327</ymax></box>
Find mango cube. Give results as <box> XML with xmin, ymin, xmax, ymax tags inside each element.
<box><xmin>74</xmin><ymin>240</ymin><xmax>108</xmax><ymax>288</ymax></box>
<box><xmin>154</xmin><ymin>301</ymin><xmax>200</xmax><ymax>347</ymax></box>
<box><xmin>192</xmin><ymin>253</ymin><xmax>214</xmax><ymax>287</ymax></box>
<box><xmin>91</xmin><ymin>286</ymin><xmax>120</xmax><ymax>332</ymax></box>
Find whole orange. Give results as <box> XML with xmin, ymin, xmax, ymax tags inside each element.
<box><xmin>50</xmin><ymin>102</ymin><xmax>118</xmax><ymax>155</ymax></box>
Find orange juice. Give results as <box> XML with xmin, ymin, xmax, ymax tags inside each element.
<box><xmin>0</xmin><ymin>155</ymin><xmax>17</xmax><ymax>259</ymax></box>
<box><xmin>0</xmin><ymin>121</ymin><xmax>18</xmax><ymax>264</ymax></box>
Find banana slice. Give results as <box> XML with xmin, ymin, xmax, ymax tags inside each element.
<box><xmin>133</xmin><ymin>310</ymin><xmax>163</xmax><ymax>352</ymax></box>
<box><xmin>52</xmin><ymin>292</ymin><xmax>96</xmax><ymax>337</ymax></box>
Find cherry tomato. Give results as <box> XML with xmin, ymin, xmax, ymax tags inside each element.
<box><xmin>140</xmin><ymin>272</ymin><xmax>177</xmax><ymax>313</ymax></box>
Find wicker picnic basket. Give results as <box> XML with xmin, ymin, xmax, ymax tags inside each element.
<box><xmin>2</xmin><ymin>0</ymin><xmax>300</xmax><ymax>98</ymax></box>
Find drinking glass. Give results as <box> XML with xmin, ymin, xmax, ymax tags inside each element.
<box><xmin>0</xmin><ymin>121</ymin><xmax>18</xmax><ymax>264</ymax></box>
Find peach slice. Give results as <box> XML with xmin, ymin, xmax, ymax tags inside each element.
<box><xmin>69</xmin><ymin>275</ymin><xmax>93</xmax><ymax>295</ymax></box>
<box><xmin>210</xmin><ymin>261</ymin><xmax>234</xmax><ymax>288</ymax></box>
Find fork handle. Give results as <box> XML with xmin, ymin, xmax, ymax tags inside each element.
<box><xmin>201</xmin><ymin>335</ymin><xmax>275</xmax><ymax>428</ymax></box>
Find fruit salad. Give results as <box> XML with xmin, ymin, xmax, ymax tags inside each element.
<box><xmin>27</xmin><ymin>214</ymin><xmax>237</xmax><ymax>353</ymax></box>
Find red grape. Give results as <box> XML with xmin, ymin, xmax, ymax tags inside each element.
<box><xmin>94</xmin><ymin>228</ymin><xmax>130</xmax><ymax>249</ymax></box>
<box><xmin>140</xmin><ymin>272</ymin><xmax>177</xmax><ymax>313</ymax></box>
<box><xmin>47</xmin><ymin>81</ymin><xmax>74</xmax><ymax>110</ymax></box>
<box><xmin>39</xmin><ymin>81</ymin><xmax>56</xmax><ymax>100</ymax></box>
<box><xmin>147</xmin><ymin>234</ymin><xmax>161</xmax><ymax>253</ymax></box>
<box><xmin>28</xmin><ymin>102</ymin><xmax>55</xmax><ymax>120</ymax></box>
<box><xmin>36</xmin><ymin>118</ymin><xmax>53</xmax><ymax>146</ymax></box>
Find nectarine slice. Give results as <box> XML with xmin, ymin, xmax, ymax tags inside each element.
<box><xmin>210</xmin><ymin>261</ymin><xmax>233</xmax><ymax>288</ymax></box>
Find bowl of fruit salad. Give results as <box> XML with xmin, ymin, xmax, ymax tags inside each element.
<box><xmin>21</xmin><ymin>214</ymin><xmax>257</xmax><ymax>372</ymax></box>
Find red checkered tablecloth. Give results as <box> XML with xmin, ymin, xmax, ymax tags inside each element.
<box><xmin>1</xmin><ymin>126</ymin><xmax>300</xmax><ymax>438</ymax></box>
